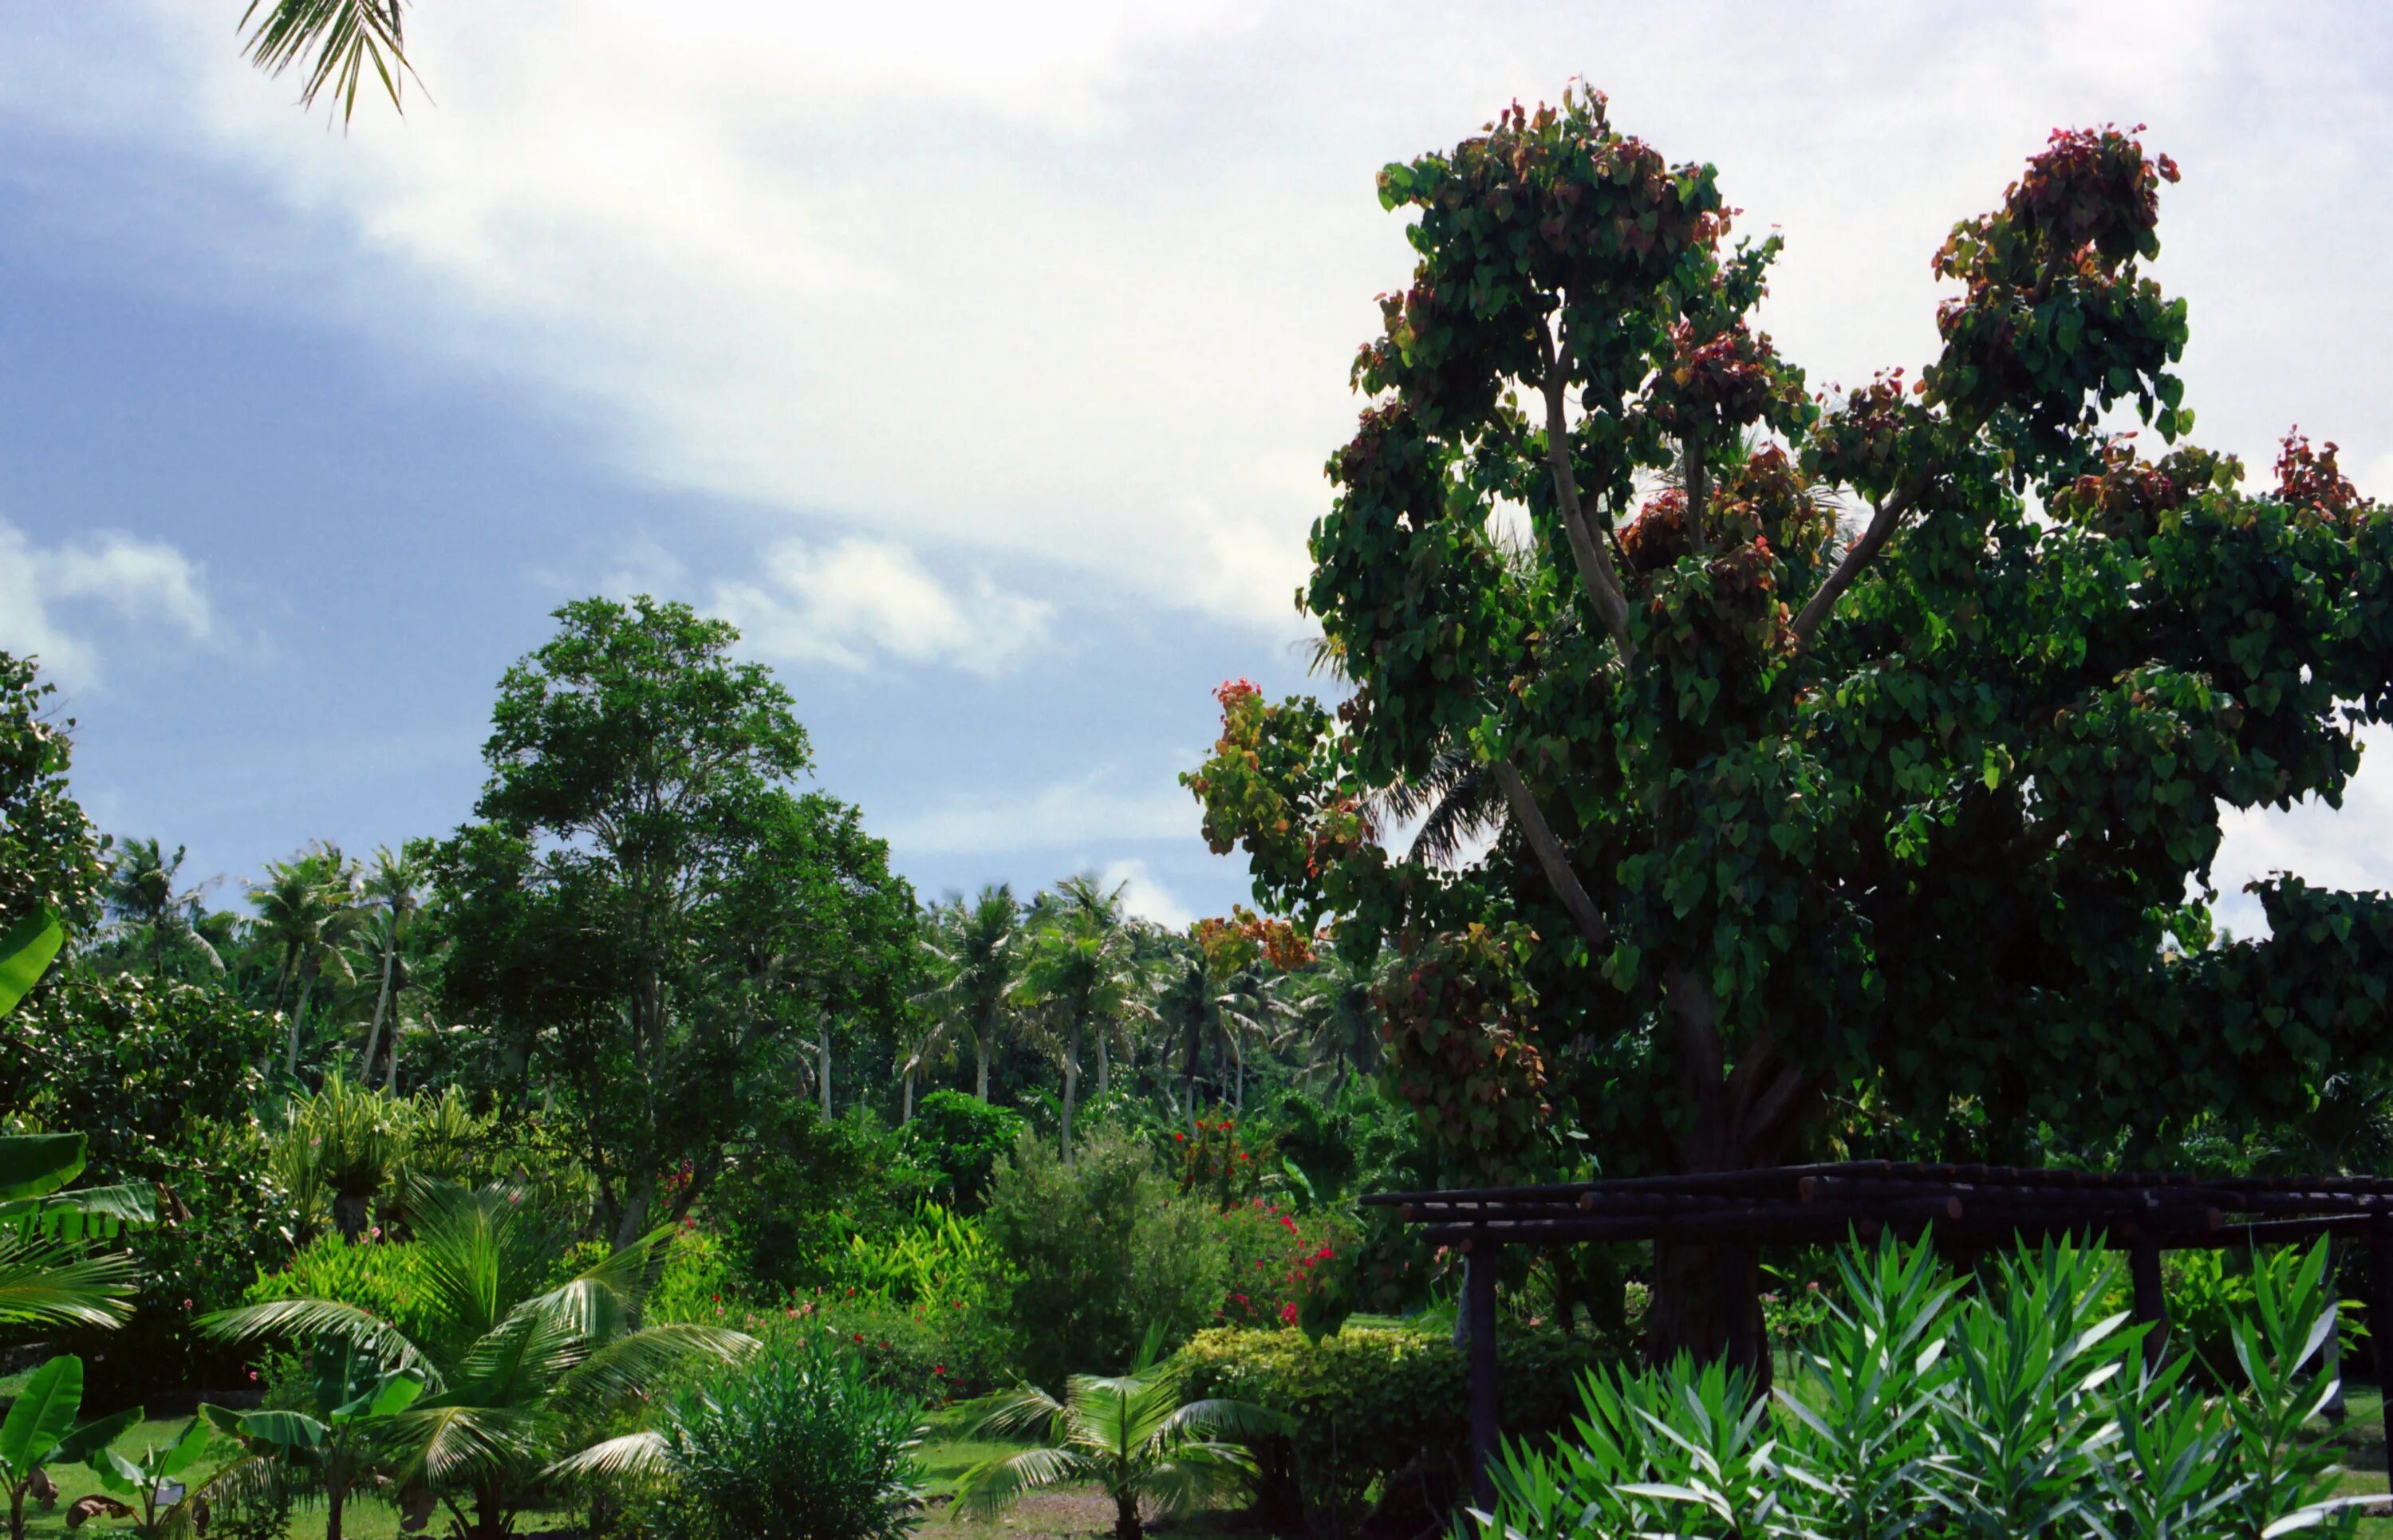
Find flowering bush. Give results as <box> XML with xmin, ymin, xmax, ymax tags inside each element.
<box><xmin>1211</xmin><ymin>1198</ymin><xmax>1350</xmax><ymax>1335</ymax></box>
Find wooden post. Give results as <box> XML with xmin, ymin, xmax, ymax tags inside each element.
<box><xmin>2130</xmin><ymin>1239</ymin><xmax>2166</xmax><ymax>1371</ymax></box>
<box><xmin>2368</xmin><ymin>1223</ymin><xmax>2393</xmax><ymax>1490</ymax></box>
<box><xmin>1467</xmin><ymin>1242</ymin><xmax>1500</xmax><ymax>1512</ymax></box>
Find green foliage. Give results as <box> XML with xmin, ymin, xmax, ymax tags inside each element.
<box><xmin>86</xmin><ymin>1415</ymin><xmax>213</xmax><ymax>1538</ymax></box>
<box><xmin>899</xmin><ymin>1092</ymin><xmax>1025</xmax><ymax>1211</ymax></box>
<box><xmin>1470</xmin><ymin>1232</ymin><xmax>2363</xmax><ymax>1540</ymax></box>
<box><xmin>0</xmin><ymin>1355</ymin><xmax>142</xmax><ymax>1540</ymax></box>
<box><xmin>956</xmin><ymin>1325</ymin><xmax>1281</xmax><ymax>1540</ymax></box>
<box><xmin>0</xmin><ymin>652</ymin><xmax>108</xmax><ymax>939</ymax></box>
<box><xmin>1176</xmin><ymin>1321</ymin><xmax>1614</xmax><ymax>1533</ymax></box>
<box><xmin>201</xmin><ymin>1341</ymin><xmax>428</xmax><ymax>1540</ymax></box>
<box><xmin>605</xmin><ymin>1327</ymin><xmax>924</xmax><ymax>1540</ymax></box>
<box><xmin>711</xmin><ymin>1105</ymin><xmax>932</xmax><ymax>1293</ymax></box>
<box><xmin>982</xmin><ymin>1130</ymin><xmax>1228</xmax><ymax>1387</ymax></box>
<box><xmin>208</xmin><ymin>1184</ymin><xmax>754</xmax><ymax>1540</ymax></box>
<box><xmin>244</xmin><ymin>1232</ymin><xmax>441</xmax><ymax>1349</ymax></box>
<box><xmin>1183</xmin><ymin>88</ymin><xmax>2393</xmax><ymax>1363</ymax></box>
<box><xmin>272</xmin><ymin>1074</ymin><xmax>404</xmax><ymax>1245</ymax></box>
<box><xmin>434</xmin><ymin>596</ymin><xmax>917</xmax><ymax>1249</ymax></box>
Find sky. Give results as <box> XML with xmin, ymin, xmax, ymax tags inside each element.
<box><xmin>0</xmin><ymin>2</ymin><xmax>2387</xmax><ymax>935</ymax></box>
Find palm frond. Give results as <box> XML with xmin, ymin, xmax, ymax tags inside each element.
<box><xmin>0</xmin><ymin>1237</ymin><xmax>138</xmax><ymax>1329</ymax></box>
<box><xmin>1136</xmin><ymin>1443</ymin><xmax>1260</xmax><ymax>1517</ymax></box>
<box><xmin>955</xmin><ymin>1446</ymin><xmax>1090</xmax><ymax>1519</ymax></box>
<box><xmin>201</xmin><ymin>1298</ymin><xmax>432</xmax><ymax>1383</ymax></box>
<box><xmin>970</xmin><ymin>1384</ymin><xmax>1066</xmax><ymax>1442</ymax></box>
<box><xmin>237</xmin><ymin>0</ymin><xmax>418</xmax><ymax>124</ymax></box>
<box><xmin>1161</xmin><ymin>1396</ymin><xmax>1289</xmax><ymax>1441</ymax></box>
<box><xmin>545</xmin><ymin>1429</ymin><xmax>668</xmax><ymax>1484</ymax></box>
<box><xmin>377</xmin><ymin>1401</ymin><xmax>543</xmax><ymax>1487</ymax></box>
<box><xmin>548</xmin><ymin>1324</ymin><xmax>755</xmax><ymax>1420</ymax></box>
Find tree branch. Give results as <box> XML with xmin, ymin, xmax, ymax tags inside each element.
<box><xmin>1789</xmin><ymin>479</ymin><xmax>1921</xmax><ymax>650</ymax></box>
<box><xmin>1491</xmin><ymin>759</ymin><xmax>1609</xmax><ymax>950</ymax></box>
<box><xmin>1534</xmin><ymin>313</ymin><xmax>1635</xmax><ymax>653</ymax></box>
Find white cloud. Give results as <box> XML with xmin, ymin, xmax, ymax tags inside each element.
<box><xmin>710</xmin><ymin>537</ymin><xmax>1052</xmax><ymax>677</ymax></box>
<box><xmin>1103</xmin><ymin>857</ymin><xmax>1193</xmax><ymax>930</ymax></box>
<box><xmin>2210</xmin><ymin>723</ymin><xmax>2393</xmax><ymax>936</ymax></box>
<box><xmin>0</xmin><ymin>521</ymin><xmax>214</xmax><ymax>687</ymax></box>
<box><xmin>881</xmin><ymin>769</ymin><xmax>1196</xmax><ymax>857</ymax></box>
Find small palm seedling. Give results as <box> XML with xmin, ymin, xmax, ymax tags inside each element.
<box><xmin>0</xmin><ymin>1356</ymin><xmax>140</xmax><ymax>1540</ymax></box>
<box><xmin>955</xmin><ymin>1326</ymin><xmax>1282</xmax><ymax>1540</ymax></box>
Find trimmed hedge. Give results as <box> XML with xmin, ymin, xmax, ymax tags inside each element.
<box><xmin>1177</xmin><ymin>1324</ymin><xmax>1615</xmax><ymax>1533</ymax></box>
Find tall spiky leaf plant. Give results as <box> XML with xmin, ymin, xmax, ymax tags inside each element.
<box><xmin>206</xmin><ymin>1184</ymin><xmax>752</xmax><ymax>1540</ymax></box>
<box><xmin>956</xmin><ymin>1325</ymin><xmax>1283</xmax><ymax>1540</ymax></box>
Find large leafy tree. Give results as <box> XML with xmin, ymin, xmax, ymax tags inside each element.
<box><xmin>0</xmin><ymin>653</ymin><xmax>107</xmax><ymax>941</ymax></box>
<box><xmin>433</xmin><ymin>597</ymin><xmax>915</xmax><ymax>1247</ymax></box>
<box><xmin>250</xmin><ymin>843</ymin><xmax>365</xmax><ymax>1078</ymax></box>
<box><xmin>1187</xmin><ymin>94</ymin><xmax>2393</xmax><ymax>1362</ymax></box>
<box><xmin>101</xmin><ymin>837</ymin><xmax>223</xmax><ymax>981</ymax></box>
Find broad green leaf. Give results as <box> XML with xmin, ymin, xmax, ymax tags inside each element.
<box><xmin>0</xmin><ymin>1134</ymin><xmax>86</xmax><ymax>1205</ymax></box>
<box><xmin>0</xmin><ymin>909</ymin><xmax>62</xmax><ymax>1014</ymax></box>
<box><xmin>49</xmin><ymin>1406</ymin><xmax>140</xmax><ymax>1464</ymax></box>
<box><xmin>0</xmin><ymin>1354</ymin><xmax>81</xmax><ymax>1475</ymax></box>
<box><xmin>156</xmin><ymin>1415</ymin><xmax>212</xmax><ymax>1475</ymax></box>
<box><xmin>89</xmin><ymin>1444</ymin><xmax>144</xmax><ymax>1493</ymax></box>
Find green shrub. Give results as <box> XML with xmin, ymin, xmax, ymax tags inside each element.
<box><xmin>1176</xmin><ymin>1321</ymin><xmax>1614</xmax><ymax>1532</ymax></box>
<box><xmin>242</xmin><ymin>1231</ymin><xmax>439</xmax><ymax>1345</ymax></box>
<box><xmin>984</xmin><ymin>1128</ymin><xmax>1227</xmax><ymax>1385</ymax></box>
<box><xmin>899</xmin><ymin>1093</ymin><xmax>1024</xmax><ymax>1211</ymax></box>
<box><xmin>763</xmin><ymin>1291</ymin><xmax>1008</xmax><ymax>1403</ymax></box>
<box><xmin>1474</xmin><ymin>1234</ymin><xmax>2359</xmax><ymax>1540</ymax></box>
<box><xmin>642</xmin><ymin>1226</ymin><xmax>746</xmax><ymax>1325</ymax></box>
<box><xmin>832</xmin><ymin>1202</ymin><xmax>996</xmax><ymax>1309</ymax></box>
<box><xmin>712</xmin><ymin>1106</ymin><xmax>932</xmax><ymax>1291</ymax></box>
<box><xmin>648</xmin><ymin>1327</ymin><xmax>923</xmax><ymax>1540</ymax></box>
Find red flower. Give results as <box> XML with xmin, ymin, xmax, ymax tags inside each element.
<box><xmin>933</xmin><ymin>1365</ymin><xmax>945</xmax><ymax>1376</ymax></box>
<box><xmin>854</xmin><ymin>1333</ymin><xmax>865</xmax><ymax>1344</ymax></box>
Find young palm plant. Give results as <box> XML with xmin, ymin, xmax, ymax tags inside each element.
<box><xmin>956</xmin><ymin>1327</ymin><xmax>1281</xmax><ymax>1540</ymax></box>
<box><xmin>204</xmin><ymin>1184</ymin><xmax>752</xmax><ymax>1540</ymax></box>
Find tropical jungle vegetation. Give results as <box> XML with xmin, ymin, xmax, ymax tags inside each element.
<box><xmin>2</xmin><ymin>60</ymin><xmax>2388</xmax><ymax>1540</ymax></box>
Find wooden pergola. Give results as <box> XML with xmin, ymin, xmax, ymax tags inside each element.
<box><xmin>1363</xmin><ymin>1160</ymin><xmax>2393</xmax><ymax>1507</ymax></box>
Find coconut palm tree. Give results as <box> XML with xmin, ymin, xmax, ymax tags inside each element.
<box><xmin>1292</xmin><ymin>943</ymin><xmax>1387</xmax><ymax>1091</ymax></box>
<box><xmin>1015</xmin><ymin>876</ymin><xmax>1146</xmax><ymax>1159</ymax></box>
<box><xmin>956</xmin><ymin>1326</ymin><xmax>1280</xmax><ymax>1540</ymax></box>
<box><xmin>354</xmin><ymin>845</ymin><xmax>428</xmax><ymax>1085</ymax></box>
<box><xmin>101</xmin><ymin>837</ymin><xmax>221</xmax><ymax>980</ymax></box>
<box><xmin>919</xmin><ymin>885</ymin><xmax>1024</xmax><ymax>1101</ymax></box>
<box><xmin>894</xmin><ymin>1006</ymin><xmax>955</xmax><ymax>1125</ymax></box>
<box><xmin>206</xmin><ymin>1184</ymin><xmax>751</xmax><ymax>1540</ymax></box>
<box><xmin>250</xmin><ymin>843</ymin><xmax>365</xmax><ymax>1079</ymax></box>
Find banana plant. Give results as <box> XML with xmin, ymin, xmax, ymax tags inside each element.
<box><xmin>0</xmin><ymin>1355</ymin><xmax>141</xmax><ymax>1540</ymax></box>
<box><xmin>85</xmin><ymin>1416</ymin><xmax>212</xmax><ymax>1539</ymax></box>
<box><xmin>201</xmin><ymin>1340</ymin><xmax>426</xmax><ymax>1540</ymax></box>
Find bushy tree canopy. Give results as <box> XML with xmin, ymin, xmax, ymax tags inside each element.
<box><xmin>1189</xmin><ymin>95</ymin><xmax>2393</xmax><ymax>1199</ymax></box>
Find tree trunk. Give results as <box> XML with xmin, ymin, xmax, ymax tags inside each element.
<box><xmin>286</xmin><ymin>972</ymin><xmax>316</xmax><ymax>1078</ymax></box>
<box><xmin>976</xmin><ymin>1029</ymin><xmax>992</xmax><ymax>1101</ymax></box>
<box><xmin>1097</xmin><ymin>1028</ymin><xmax>1110</xmax><ymax>1099</ymax></box>
<box><xmin>1061</xmin><ymin>1017</ymin><xmax>1083</xmax><ymax>1162</ymax></box>
<box><xmin>818</xmin><ymin>1027</ymin><xmax>834</xmax><ymax>1118</ymax></box>
<box><xmin>325</xmin><ymin>1483</ymin><xmax>345</xmax><ymax>1540</ymax></box>
<box><xmin>361</xmin><ymin>947</ymin><xmax>396</xmax><ymax>1084</ymax></box>
<box><xmin>613</xmin><ymin>1173</ymin><xmax>655</xmax><ymax>1251</ymax></box>
<box><xmin>333</xmin><ymin>1191</ymin><xmax>370</xmax><ymax>1241</ymax></box>
<box><xmin>1112</xmin><ymin>1488</ymin><xmax>1141</xmax><ymax>1540</ymax></box>
<box><xmin>385</xmin><ymin>1017</ymin><xmax>401</xmax><ymax>1093</ymax></box>
<box><xmin>1640</xmin><ymin>974</ymin><xmax>1812</xmax><ymax>1394</ymax></box>
<box><xmin>901</xmin><ymin>1068</ymin><xmax>916</xmax><ymax>1124</ymax></box>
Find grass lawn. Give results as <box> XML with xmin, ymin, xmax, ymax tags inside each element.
<box><xmin>5</xmin><ymin>1415</ymin><xmax>571</xmax><ymax>1540</ymax></box>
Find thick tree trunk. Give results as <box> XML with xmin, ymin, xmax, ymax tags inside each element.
<box><xmin>976</xmin><ymin>1030</ymin><xmax>992</xmax><ymax>1101</ymax></box>
<box><xmin>385</xmin><ymin>1018</ymin><xmax>401</xmax><ymax>1093</ymax></box>
<box><xmin>1642</xmin><ymin>972</ymin><xmax>1813</xmax><ymax>1393</ymax></box>
<box><xmin>901</xmin><ymin>1069</ymin><xmax>916</xmax><ymax>1124</ymax></box>
<box><xmin>613</xmin><ymin>1174</ymin><xmax>655</xmax><ymax>1251</ymax></box>
<box><xmin>818</xmin><ymin>1027</ymin><xmax>834</xmax><ymax>1118</ymax></box>
<box><xmin>1113</xmin><ymin>1490</ymin><xmax>1141</xmax><ymax>1540</ymax></box>
<box><xmin>325</xmin><ymin>1484</ymin><xmax>345</xmax><ymax>1540</ymax></box>
<box><xmin>1097</xmin><ymin>1030</ymin><xmax>1110</xmax><ymax>1099</ymax></box>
